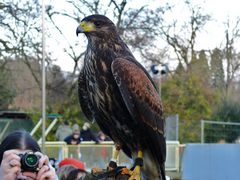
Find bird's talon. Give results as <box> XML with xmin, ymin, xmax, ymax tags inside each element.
<box><xmin>128</xmin><ymin>173</ymin><xmax>141</xmax><ymax>180</ymax></box>
<box><xmin>128</xmin><ymin>164</ymin><xmax>141</xmax><ymax>180</ymax></box>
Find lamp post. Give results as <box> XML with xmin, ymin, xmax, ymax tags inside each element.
<box><xmin>41</xmin><ymin>0</ymin><xmax>46</xmax><ymax>153</ymax></box>
<box><xmin>150</xmin><ymin>64</ymin><xmax>169</xmax><ymax>98</ymax></box>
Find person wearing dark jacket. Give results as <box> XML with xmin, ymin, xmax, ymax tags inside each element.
<box><xmin>64</xmin><ymin>124</ymin><xmax>81</xmax><ymax>145</ymax></box>
<box><xmin>80</xmin><ymin>122</ymin><xmax>99</xmax><ymax>143</ymax></box>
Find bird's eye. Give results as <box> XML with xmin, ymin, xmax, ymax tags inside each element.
<box><xmin>94</xmin><ymin>21</ymin><xmax>102</xmax><ymax>27</ymax></box>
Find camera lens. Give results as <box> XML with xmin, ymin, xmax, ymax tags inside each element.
<box><xmin>20</xmin><ymin>153</ymin><xmax>39</xmax><ymax>172</ymax></box>
<box><xmin>25</xmin><ymin>154</ymin><xmax>38</xmax><ymax>167</ymax></box>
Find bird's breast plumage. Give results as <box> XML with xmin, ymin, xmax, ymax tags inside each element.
<box><xmin>83</xmin><ymin>39</ymin><xmax>130</xmax><ymax>113</ymax></box>
<box><xmin>82</xmin><ymin>41</ymin><xmax>142</xmax><ymax>153</ymax></box>
<box><xmin>84</xmin><ymin>45</ymin><xmax>132</xmax><ymax>128</ymax></box>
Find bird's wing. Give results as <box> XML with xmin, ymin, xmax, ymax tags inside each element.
<box><xmin>111</xmin><ymin>58</ymin><xmax>164</xmax><ymax>134</ymax></box>
<box><xmin>111</xmin><ymin>58</ymin><xmax>166</xmax><ymax>178</ymax></box>
<box><xmin>78</xmin><ymin>68</ymin><xmax>94</xmax><ymax>121</ymax></box>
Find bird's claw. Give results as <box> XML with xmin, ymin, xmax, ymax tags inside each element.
<box><xmin>128</xmin><ymin>167</ymin><xmax>141</xmax><ymax>180</ymax></box>
<box><xmin>128</xmin><ymin>173</ymin><xmax>141</xmax><ymax>180</ymax></box>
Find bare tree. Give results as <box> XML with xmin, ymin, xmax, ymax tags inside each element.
<box><xmin>0</xmin><ymin>0</ymin><xmax>43</xmax><ymax>87</ymax></box>
<box><xmin>160</xmin><ymin>1</ymin><xmax>211</xmax><ymax>70</ymax></box>
<box><xmin>223</xmin><ymin>17</ymin><xmax>240</xmax><ymax>95</ymax></box>
<box><xmin>0</xmin><ymin>0</ymin><xmax>73</xmax><ymax>110</ymax></box>
<box><xmin>45</xmin><ymin>0</ymin><xmax>171</xmax><ymax>75</ymax></box>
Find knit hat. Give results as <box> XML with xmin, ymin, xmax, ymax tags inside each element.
<box><xmin>72</xmin><ymin>124</ymin><xmax>80</xmax><ymax>132</ymax></box>
<box><xmin>59</xmin><ymin>158</ymin><xmax>86</xmax><ymax>171</ymax></box>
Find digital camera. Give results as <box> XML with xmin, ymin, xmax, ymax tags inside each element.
<box><xmin>19</xmin><ymin>152</ymin><xmax>40</xmax><ymax>172</ymax></box>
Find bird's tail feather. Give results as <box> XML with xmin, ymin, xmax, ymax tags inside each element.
<box><xmin>141</xmin><ymin>152</ymin><xmax>166</xmax><ymax>180</ymax></box>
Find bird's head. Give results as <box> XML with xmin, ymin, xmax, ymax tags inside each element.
<box><xmin>76</xmin><ymin>14</ymin><xmax>117</xmax><ymax>39</ymax></box>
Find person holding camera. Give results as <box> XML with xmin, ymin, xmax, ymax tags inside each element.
<box><xmin>0</xmin><ymin>130</ymin><xmax>57</xmax><ymax>180</ymax></box>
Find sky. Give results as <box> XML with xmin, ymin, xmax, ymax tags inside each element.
<box><xmin>47</xmin><ymin>0</ymin><xmax>240</xmax><ymax>72</ymax></box>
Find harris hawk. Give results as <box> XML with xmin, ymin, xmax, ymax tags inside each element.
<box><xmin>76</xmin><ymin>14</ymin><xmax>166</xmax><ymax>180</ymax></box>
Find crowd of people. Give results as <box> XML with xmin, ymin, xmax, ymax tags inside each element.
<box><xmin>55</xmin><ymin>121</ymin><xmax>111</xmax><ymax>145</ymax></box>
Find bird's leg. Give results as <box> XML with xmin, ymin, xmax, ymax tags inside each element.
<box><xmin>128</xmin><ymin>150</ymin><xmax>143</xmax><ymax>180</ymax></box>
<box><xmin>108</xmin><ymin>145</ymin><xmax>120</xmax><ymax>169</ymax></box>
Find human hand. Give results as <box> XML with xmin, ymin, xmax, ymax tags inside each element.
<box><xmin>0</xmin><ymin>150</ymin><xmax>56</xmax><ymax>180</ymax></box>
<box><xmin>0</xmin><ymin>149</ymin><xmax>21</xmax><ymax>180</ymax></box>
<box><xmin>18</xmin><ymin>151</ymin><xmax>56</xmax><ymax>180</ymax></box>
<box><xmin>35</xmin><ymin>152</ymin><xmax>56</xmax><ymax>180</ymax></box>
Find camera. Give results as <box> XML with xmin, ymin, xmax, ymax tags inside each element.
<box><xmin>19</xmin><ymin>152</ymin><xmax>40</xmax><ymax>172</ymax></box>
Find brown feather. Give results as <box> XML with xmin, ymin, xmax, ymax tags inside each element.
<box><xmin>112</xmin><ymin>58</ymin><xmax>164</xmax><ymax>134</ymax></box>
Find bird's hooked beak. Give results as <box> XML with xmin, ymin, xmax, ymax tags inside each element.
<box><xmin>76</xmin><ymin>21</ymin><xmax>95</xmax><ymax>36</ymax></box>
<box><xmin>76</xmin><ymin>26</ymin><xmax>84</xmax><ymax>36</ymax></box>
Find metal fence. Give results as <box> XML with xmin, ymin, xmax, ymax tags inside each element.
<box><xmin>42</xmin><ymin>141</ymin><xmax>180</xmax><ymax>172</ymax></box>
<box><xmin>201</xmin><ymin>120</ymin><xmax>240</xmax><ymax>143</ymax></box>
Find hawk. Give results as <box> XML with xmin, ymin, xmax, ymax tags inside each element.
<box><xmin>76</xmin><ymin>14</ymin><xmax>166</xmax><ymax>180</ymax></box>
